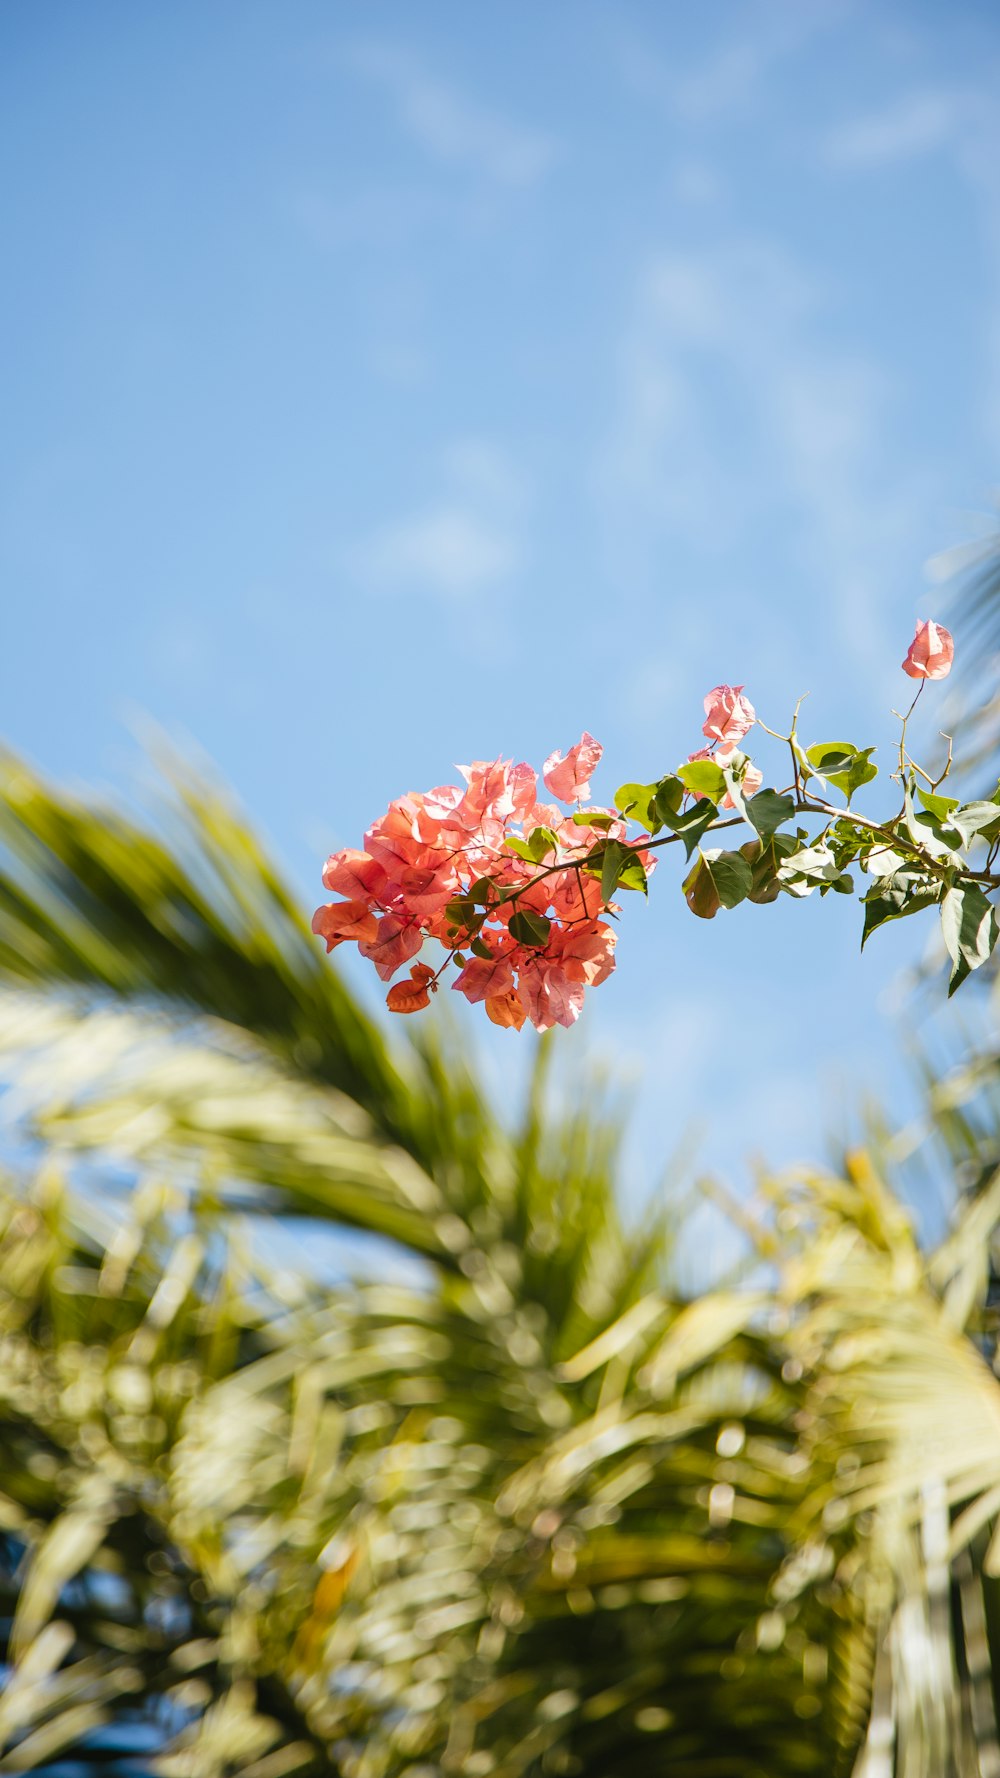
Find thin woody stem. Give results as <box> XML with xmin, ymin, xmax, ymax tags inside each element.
<box><xmin>481</xmin><ymin>793</ymin><xmax>1000</xmax><ymax>931</ymax></box>
<box><xmin>894</xmin><ymin>680</ymin><xmax>924</xmax><ymax>781</ymax></box>
<box><xmin>931</xmin><ymin>733</ymin><xmax>954</xmax><ymax>791</ymax></box>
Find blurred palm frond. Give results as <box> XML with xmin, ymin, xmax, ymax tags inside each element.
<box><xmin>933</xmin><ymin>508</ymin><xmax>1000</xmax><ymax>785</ymax></box>
<box><xmin>3</xmin><ymin>748</ymin><xmax>1000</xmax><ymax>1775</ymax></box>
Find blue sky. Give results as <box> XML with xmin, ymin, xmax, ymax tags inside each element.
<box><xmin>2</xmin><ymin>0</ymin><xmax>1000</xmax><ymax>1263</ymax></box>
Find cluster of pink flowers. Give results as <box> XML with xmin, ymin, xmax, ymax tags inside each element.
<box><xmin>313</xmin><ymin>620</ymin><xmax>956</xmax><ymax>1033</ymax></box>
<box><xmin>313</xmin><ymin>734</ymin><xmax>639</xmax><ymax>1031</ymax></box>
<box><xmin>687</xmin><ymin>684</ymin><xmax>762</xmax><ymax>805</ymax></box>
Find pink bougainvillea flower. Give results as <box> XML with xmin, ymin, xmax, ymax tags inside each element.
<box><xmin>363</xmin><ymin>797</ymin><xmax>429</xmax><ymax>874</ymax></box>
<box><xmin>560</xmin><ymin>808</ymin><xmax>625</xmax><ymax>848</ymax></box>
<box><xmin>387</xmin><ymin>864</ymin><xmax>456</xmax><ymax>920</ymax></box>
<box><xmin>452</xmin><ymin>956</ymin><xmax>517</xmax><ymax>1006</ymax></box>
<box><xmin>556</xmin><ymin>920</ymin><xmax>617</xmax><ymax>986</ymax></box>
<box><xmin>457</xmin><ymin>758</ymin><xmax>537</xmax><ymax>826</ymax></box>
<box><xmin>311</xmin><ymin>900</ymin><xmax>380</xmax><ymax>952</ymax></box>
<box><xmin>419</xmin><ymin>783</ymin><xmax>466</xmax><ymax>823</ymax></box>
<box><xmin>411</xmin><ymin>784</ymin><xmax>468</xmax><ymax>850</ymax></box>
<box><xmin>702</xmin><ymin>685</ymin><xmax>756</xmax><ymax>747</ymax></box>
<box><xmin>522</xmin><ymin>800</ymin><xmax>563</xmax><ymax>836</ymax></box>
<box><xmin>518</xmin><ymin>959</ymin><xmax>587</xmax><ymax>1031</ymax></box>
<box><xmin>550</xmin><ymin>868</ymin><xmax>605</xmax><ymax>924</ymax></box>
<box><xmin>542</xmin><ymin>732</ymin><xmax>603</xmax><ymax>803</ymax></box>
<box><xmin>503</xmin><ymin>760</ymin><xmax>539</xmax><ymax>822</ymax></box>
<box><xmin>321</xmin><ymin>848</ymin><xmax>387</xmax><ymax>901</ymax></box>
<box><xmin>902</xmin><ymin>619</ymin><xmax>954</xmax><ymax>681</ymax></box>
<box><xmin>358</xmin><ymin>913</ymin><xmax>424</xmax><ymax>982</ymax></box>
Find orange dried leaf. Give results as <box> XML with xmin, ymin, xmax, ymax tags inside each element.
<box><xmin>386</xmin><ymin>979</ymin><xmax>431</xmax><ymax>1014</ymax></box>
<box><xmin>485</xmin><ymin>990</ymin><xmax>527</xmax><ymax>1031</ymax></box>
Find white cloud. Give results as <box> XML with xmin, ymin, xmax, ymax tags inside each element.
<box><xmin>354</xmin><ymin>506</ymin><xmax>516</xmax><ymax>598</ymax></box>
<box><xmin>350</xmin><ymin>439</ymin><xmax>525</xmax><ymax>601</ymax></box>
<box><xmin>347</xmin><ymin>42</ymin><xmax>557</xmax><ymax>186</ymax></box>
<box><xmin>444</xmin><ymin>437</ymin><xmax>524</xmax><ymax>508</ymax></box>
<box><xmin>670</xmin><ymin>161</ymin><xmax>724</xmax><ymax>206</ymax></box>
<box><xmin>614</xmin><ymin>1</ymin><xmax>849</xmax><ymax>124</ymax></box>
<box><xmin>825</xmin><ymin>89</ymin><xmax>960</xmax><ymax>169</ymax></box>
<box><xmin>599</xmin><ymin>238</ymin><xmax>922</xmax><ymax>687</ymax></box>
<box><xmin>823</xmin><ymin>79</ymin><xmax>1000</xmax><ymax>450</ymax></box>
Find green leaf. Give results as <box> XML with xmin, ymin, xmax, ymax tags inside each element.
<box><xmin>601</xmin><ymin>842</ymin><xmax>624</xmax><ymax>900</ymax></box>
<box><xmin>806</xmin><ymin>741</ymin><xmax>877</xmax><ymax>801</ymax></box>
<box><xmin>617</xmin><ymin>850</ymin><xmax>648</xmax><ymax>894</ymax></box>
<box><xmin>904</xmin><ymin>788</ymin><xmax>960</xmax><ymax>860</ymax></box>
<box><xmin>918</xmin><ymin>790</ymin><xmax>960</xmax><ymax>821</ymax></box>
<box><xmin>707</xmin><ymin>850</ymin><xmax>753</xmax><ymax>908</ymax></box>
<box><xmin>571</xmin><ymin>810</ymin><xmax>615</xmax><ymax>830</ymax></box>
<box><xmin>806</xmin><ymin>742</ymin><xmax>854</xmax><ymax>774</ymax></box>
<box><xmin>613</xmin><ymin>783</ymin><xmax>659</xmax><ymax>829</ymax></box>
<box><xmin>791</xmin><ymin>736</ymin><xmax>814</xmax><ymax>783</ymax></box>
<box><xmin>834</xmin><ymin>755</ymin><xmax>878</xmax><ymax>799</ymax></box>
<box><xmin>504</xmin><ymin>837</ymin><xmax>535</xmax><ymax>863</ymax></box>
<box><xmin>528</xmin><ymin>825</ymin><xmax>559</xmax><ymax>862</ymax></box>
<box><xmin>683</xmin><ymin>849</ymin><xmax>752</xmax><ymax>919</ymax></box>
<box><xmin>740</xmin><ymin>834</ymin><xmax>799</xmax><ymax>904</ymax></box>
<box><xmin>508</xmin><ymin>908</ymin><xmax>552</xmax><ymax>948</ymax></box>
<box><xmin>682</xmin><ymin>855</ymin><xmax>719</xmax><ymax>920</ymax></box>
<box><xmin>467</xmin><ymin>876</ymin><xmax>494</xmax><ymax>905</ymax></box>
<box><xmin>861</xmin><ymin>871</ymin><xmax>941</xmax><ymax>948</ymax></box>
<box><xmin>599</xmin><ymin>839</ymin><xmax>647</xmax><ymax>900</ymax></box>
<box><xmin>947</xmin><ymin>802</ymin><xmax>1000</xmax><ymax>846</ymax></box>
<box><xmin>828</xmin><ymin>820</ymin><xmax>871</xmax><ymax>868</ymax></box>
<box><xmin>719</xmin><ymin>750</ymin><xmax>752</xmax><ymax>821</ymax></box>
<box><xmin>678</xmin><ymin>759</ymin><xmax>727</xmax><ymax>802</ymax></box>
<box><xmin>747</xmin><ymin>790</ymin><xmax>795</xmax><ymax>841</ymax></box>
<box><xmin>777</xmin><ymin>841</ymin><xmax>841</xmax><ymax>897</ymax></box>
<box><xmin>445</xmin><ymin>898</ymin><xmax>474</xmax><ymax>928</ymax></box>
<box><xmin>658</xmin><ymin>796</ymin><xmax>719</xmax><ymax>859</ymax></box>
<box><xmin>941</xmin><ymin>884</ymin><xmax>999</xmax><ymax>994</ymax></box>
<box><xmin>652</xmin><ymin>776</ymin><xmax>684</xmax><ymax>824</ymax></box>
<box><xmin>470</xmin><ymin>936</ymin><xmax>494</xmax><ymax>960</ymax></box>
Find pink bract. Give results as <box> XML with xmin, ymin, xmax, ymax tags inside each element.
<box><xmin>452</xmin><ymin>952</ymin><xmax>518</xmax><ymax>1004</ymax></box>
<box><xmin>358</xmin><ymin>913</ymin><xmax>424</xmax><ymax>982</ymax></box>
<box><xmin>902</xmin><ymin>619</ymin><xmax>954</xmax><ymax>680</ymax></box>
<box><xmin>702</xmin><ymin>685</ymin><xmax>756</xmax><ymax>747</ymax></box>
<box><xmin>311</xmin><ymin>900</ymin><xmax>380</xmax><ymax>951</ymax></box>
<box><xmin>518</xmin><ymin>959</ymin><xmax>587</xmax><ymax>1031</ymax></box>
<box><xmin>321</xmin><ymin>848</ymin><xmax>387</xmax><ymax>900</ymax></box>
<box><xmin>542</xmin><ymin>732</ymin><xmax>603</xmax><ymax>803</ymax></box>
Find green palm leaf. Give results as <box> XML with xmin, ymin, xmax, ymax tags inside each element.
<box><xmin>4</xmin><ymin>743</ymin><xmax>1000</xmax><ymax>1776</ymax></box>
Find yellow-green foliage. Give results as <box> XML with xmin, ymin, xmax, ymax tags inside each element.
<box><xmin>2</xmin><ymin>751</ymin><xmax>1000</xmax><ymax>1776</ymax></box>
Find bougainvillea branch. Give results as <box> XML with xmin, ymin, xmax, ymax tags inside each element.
<box><xmin>313</xmin><ymin>618</ymin><xmax>1000</xmax><ymax>1029</ymax></box>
